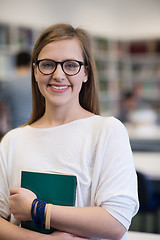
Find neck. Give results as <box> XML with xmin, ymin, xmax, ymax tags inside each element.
<box><xmin>32</xmin><ymin>103</ymin><xmax>94</xmax><ymax>128</ymax></box>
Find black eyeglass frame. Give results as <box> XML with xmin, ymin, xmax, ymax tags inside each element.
<box><xmin>35</xmin><ymin>59</ymin><xmax>87</xmax><ymax>76</ymax></box>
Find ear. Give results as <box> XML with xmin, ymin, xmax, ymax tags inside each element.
<box><xmin>83</xmin><ymin>67</ymin><xmax>88</xmax><ymax>83</ymax></box>
<box><xmin>33</xmin><ymin>63</ymin><xmax>38</xmax><ymax>81</ymax></box>
<box><xmin>83</xmin><ymin>78</ymin><xmax>88</xmax><ymax>83</ymax></box>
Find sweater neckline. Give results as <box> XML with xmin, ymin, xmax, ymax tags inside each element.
<box><xmin>26</xmin><ymin>115</ymin><xmax>100</xmax><ymax>131</ymax></box>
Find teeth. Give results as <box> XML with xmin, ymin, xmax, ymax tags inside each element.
<box><xmin>51</xmin><ymin>85</ymin><xmax>68</xmax><ymax>90</ymax></box>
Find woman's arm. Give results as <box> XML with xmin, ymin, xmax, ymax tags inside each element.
<box><xmin>49</xmin><ymin>205</ymin><xmax>126</xmax><ymax>240</ymax></box>
<box><xmin>0</xmin><ymin>217</ymin><xmax>89</xmax><ymax>240</ymax></box>
<box><xmin>0</xmin><ymin>217</ymin><xmax>49</xmax><ymax>240</ymax></box>
<box><xmin>9</xmin><ymin>188</ymin><xmax>126</xmax><ymax>240</ymax></box>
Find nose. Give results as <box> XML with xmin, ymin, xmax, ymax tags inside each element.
<box><xmin>52</xmin><ymin>63</ymin><xmax>65</xmax><ymax>80</ymax></box>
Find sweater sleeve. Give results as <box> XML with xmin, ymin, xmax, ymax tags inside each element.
<box><xmin>94</xmin><ymin>118</ymin><xmax>139</xmax><ymax>230</ymax></box>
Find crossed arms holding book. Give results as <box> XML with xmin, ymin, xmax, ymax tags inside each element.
<box><xmin>0</xmin><ymin>187</ymin><xmax>126</xmax><ymax>240</ymax></box>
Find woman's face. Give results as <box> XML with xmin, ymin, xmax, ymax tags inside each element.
<box><xmin>34</xmin><ymin>38</ymin><xmax>88</xmax><ymax>110</ymax></box>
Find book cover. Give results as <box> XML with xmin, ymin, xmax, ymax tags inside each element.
<box><xmin>21</xmin><ymin>170</ymin><xmax>77</xmax><ymax>234</ymax></box>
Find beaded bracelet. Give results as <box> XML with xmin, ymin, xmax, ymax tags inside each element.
<box><xmin>36</xmin><ymin>199</ymin><xmax>47</xmax><ymax>228</ymax></box>
<box><xmin>31</xmin><ymin>198</ymin><xmax>38</xmax><ymax>226</ymax></box>
<box><xmin>31</xmin><ymin>198</ymin><xmax>47</xmax><ymax>229</ymax></box>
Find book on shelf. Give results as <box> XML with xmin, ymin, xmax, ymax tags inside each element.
<box><xmin>21</xmin><ymin>170</ymin><xmax>77</xmax><ymax>234</ymax></box>
<box><xmin>18</xmin><ymin>27</ymin><xmax>33</xmax><ymax>47</ymax></box>
<box><xmin>0</xmin><ymin>24</ymin><xmax>10</xmax><ymax>45</ymax></box>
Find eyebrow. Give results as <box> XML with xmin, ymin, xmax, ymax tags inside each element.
<box><xmin>37</xmin><ymin>58</ymin><xmax>83</xmax><ymax>62</ymax></box>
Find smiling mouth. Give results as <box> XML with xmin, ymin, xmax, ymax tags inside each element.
<box><xmin>50</xmin><ymin>85</ymin><xmax>69</xmax><ymax>90</ymax></box>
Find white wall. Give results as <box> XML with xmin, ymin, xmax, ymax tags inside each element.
<box><xmin>0</xmin><ymin>0</ymin><xmax>160</xmax><ymax>39</ymax></box>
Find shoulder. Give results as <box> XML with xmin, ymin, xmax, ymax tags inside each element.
<box><xmin>91</xmin><ymin>116</ymin><xmax>129</xmax><ymax>141</ymax></box>
<box><xmin>92</xmin><ymin>115</ymin><xmax>126</xmax><ymax>130</ymax></box>
<box><xmin>0</xmin><ymin>126</ymin><xmax>28</xmax><ymax>145</ymax></box>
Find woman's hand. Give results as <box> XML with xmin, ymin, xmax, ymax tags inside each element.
<box><xmin>9</xmin><ymin>188</ymin><xmax>37</xmax><ymax>221</ymax></box>
<box><xmin>49</xmin><ymin>231</ymin><xmax>90</xmax><ymax>240</ymax></box>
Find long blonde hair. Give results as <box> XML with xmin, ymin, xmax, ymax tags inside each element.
<box><xmin>27</xmin><ymin>23</ymin><xmax>100</xmax><ymax>125</ymax></box>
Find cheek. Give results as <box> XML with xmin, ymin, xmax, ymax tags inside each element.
<box><xmin>35</xmin><ymin>71</ymin><xmax>48</xmax><ymax>85</ymax></box>
<box><xmin>72</xmin><ymin>71</ymin><xmax>86</xmax><ymax>86</ymax></box>
<box><xmin>35</xmin><ymin>75</ymin><xmax>49</xmax><ymax>96</ymax></box>
<box><xmin>70</xmin><ymin>76</ymin><xmax>83</xmax><ymax>92</ymax></box>
<box><xmin>36</xmin><ymin>81</ymin><xmax>45</xmax><ymax>98</ymax></box>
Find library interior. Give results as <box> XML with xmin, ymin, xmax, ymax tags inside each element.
<box><xmin>0</xmin><ymin>1</ymin><xmax>160</xmax><ymax>239</ymax></box>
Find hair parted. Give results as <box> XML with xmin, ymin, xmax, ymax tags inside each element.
<box><xmin>27</xmin><ymin>23</ymin><xmax>100</xmax><ymax>125</ymax></box>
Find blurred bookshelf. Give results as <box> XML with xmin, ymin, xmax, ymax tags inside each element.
<box><xmin>94</xmin><ymin>37</ymin><xmax>120</xmax><ymax>116</ymax></box>
<box><xmin>0</xmin><ymin>23</ymin><xmax>41</xmax><ymax>81</ymax></box>
<box><xmin>94</xmin><ymin>37</ymin><xmax>160</xmax><ymax>118</ymax></box>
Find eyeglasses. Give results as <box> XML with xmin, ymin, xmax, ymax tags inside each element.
<box><xmin>35</xmin><ymin>59</ymin><xmax>86</xmax><ymax>76</ymax></box>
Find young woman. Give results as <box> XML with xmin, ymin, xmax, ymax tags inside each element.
<box><xmin>0</xmin><ymin>23</ymin><xmax>139</xmax><ymax>240</ymax></box>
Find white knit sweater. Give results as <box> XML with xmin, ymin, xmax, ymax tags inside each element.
<box><xmin>0</xmin><ymin>116</ymin><xmax>139</xmax><ymax>240</ymax></box>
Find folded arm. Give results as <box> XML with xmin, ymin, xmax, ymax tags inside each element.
<box><xmin>9</xmin><ymin>188</ymin><xmax>126</xmax><ymax>240</ymax></box>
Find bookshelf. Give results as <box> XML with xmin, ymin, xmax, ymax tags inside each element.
<box><xmin>94</xmin><ymin>37</ymin><xmax>160</xmax><ymax>117</ymax></box>
<box><xmin>0</xmin><ymin>23</ymin><xmax>40</xmax><ymax>81</ymax></box>
<box><xmin>94</xmin><ymin>37</ymin><xmax>120</xmax><ymax>116</ymax></box>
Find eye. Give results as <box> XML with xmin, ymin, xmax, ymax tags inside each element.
<box><xmin>40</xmin><ymin>60</ymin><xmax>55</xmax><ymax>69</ymax></box>
<box><xmin>64</xmin><ymin>61</ymin><xmax>79</xmax><ymax>69</ymax></box>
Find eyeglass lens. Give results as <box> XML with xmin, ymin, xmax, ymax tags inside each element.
<box><xmin>38</xmin><ymin>60</ymin><xmax>82</xmax><ymax>75</ymax></box>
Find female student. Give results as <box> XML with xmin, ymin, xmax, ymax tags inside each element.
<box><xmin>0</xmin><ymin>23</ymin><xmax>139</xmax><ymax>240</ymax></box>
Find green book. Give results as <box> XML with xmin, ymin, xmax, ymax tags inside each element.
<box><xmin>21</xmin><ymin>170</ymin><xmax>77</xmax><ymax>234</ymax></box>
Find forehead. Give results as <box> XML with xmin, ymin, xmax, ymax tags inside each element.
<box><xmin>38</xmin><ymin>38</ymin><xmax>83</xmax><ymax>60</ymax></box>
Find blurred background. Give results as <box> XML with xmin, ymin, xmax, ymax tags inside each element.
<box><xmin>0</xmin><ymin>0</ymin><xmax>160</xmax><ymax>236</ymax></box>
